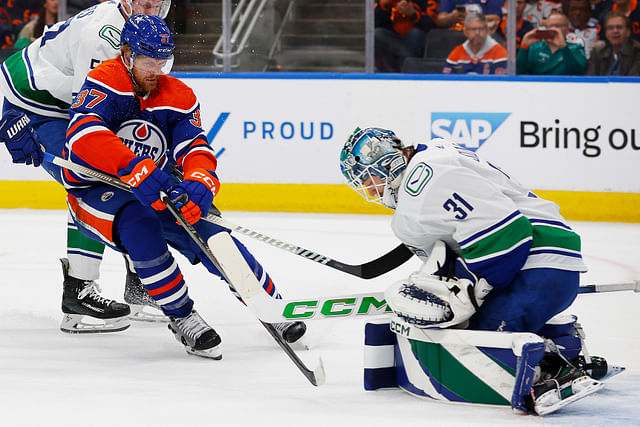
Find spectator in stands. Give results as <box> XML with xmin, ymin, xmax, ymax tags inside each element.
<box><xmin>587</xmin><ymin>11</ymin><xmax>640</xmax><ymax>74</ymax></box>
<box><xmin>375</xmin><ymin>0</ymin><xmax>436</xmax><ymax>72</ymax></box>
<box><xmin>596</xmin><ymin>0</ymin><xmax>640</xmax><ymax>42</ymax></box>
<box><xmin>517</xmin><ymin>11</ymin><xmax>587</xmax><ymax>74</ymax></box>
<box><xmin>522</xmin><ymin>0</ymin><xmax>563</xmax><ymax>26</ymax></box>
<box><xmin>486</xmin><ymin>13</ymin><xmax>503</xmax><ymax>43</ymax></box>
<box><xmin>437</xmin><ymin>0</ymin><xmax>503</xmax><ymax>30</ymax></box>
<box><xmin>566</xmin><ymin>0</ymin><xmax>601</xmax><ymax>58</ymax></box>
<box><xmin>14</xmin><ymin>0</ymin><xmax>59</xmax><ymax>49</ymax></box>
<box><xmin>0</xmin><ymin>0</ymin><xmax>41</xmax><ymax>48</ymax></box>
<box><xmin>443</xmin><ymin>12</ymin><xmax>507</xmax><ymax>73</ymax></box>
<box><xmin>496</xmin><ymin>0</ymin><xmax>536</xmax><ymax>48</ymax></box>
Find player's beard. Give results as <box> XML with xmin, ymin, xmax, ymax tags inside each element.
<box><xmin>131</xmin><ymin>68</ymin><xmax>159</xmax><ymax>95</ymax></box>
<box><xmin>138</xmin><ymin>76</ymin><xmax>158</xmax><ymax>93</ymax></box>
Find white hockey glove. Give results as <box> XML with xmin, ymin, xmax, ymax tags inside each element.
<box><xmin>384</xmin><ymin>257</ymin><xmax>493</xmax><ymax>329</ymax></box>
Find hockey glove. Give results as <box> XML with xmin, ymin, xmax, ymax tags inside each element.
<box><xmin>169</xmin><ymin>168</ymin><xmax>219</xmax><ymax>224</ymax></box>
<box><xmin>452</xmin><ymin>257</ymin><xmax>493</xmax><ymax>311</ymax></box>
<box><xmin>384</xmin><ymin>256</ymin><xmax>493</xmax><ymax>329</ymax></box>
<box><xmin>0</xmin><ymin>110</ymin><xmax>44</xmax><ymax>167</ymax></box>
<box><xmin>118</xmin><ymin>156</ymin><xmax>171</xmax><ymax>210</ymax></box>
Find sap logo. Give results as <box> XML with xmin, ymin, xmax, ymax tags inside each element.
<box><xmin>430</xmin><ymin>112</ymin><xmax>511</xmax><ymax>151</ymax></box>
<box><xmin>206</xmin><ymin>112</ymin><xmax>230</xmax><ymax>158</ymax></box>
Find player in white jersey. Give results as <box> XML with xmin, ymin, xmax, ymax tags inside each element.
<box><xmin>340</xmin><ymin>127</ymin><xmax>586</xmax><ymax>332</ymax></box>
<box><xmin>0</xmin><ymin>0</ymin><xmax>171</xmax><ymax>332</ymax></box>
<box><xmin>340</xmin><ymin>127</ymin><xmax>612</xmax><ymax>413</ymax></box>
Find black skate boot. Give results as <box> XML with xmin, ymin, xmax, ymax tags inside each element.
<box><xmin>526</xmin><ymin>354</ymin><xmax>604</xmax><ymax>416</ymax></box>
<box><xmin>168</xmin><ymin>310</ymin><xmax>222</xmax><ymax>359</ymax></box>
<box><xmin>272</xmin><ymin>321</ymin><xmax>307</xmax><ymax>344</ymax></box>
<box><xmin>123</xmin><ymin>256</ymin><xmax>168</xmax><ymax>323</ymax></box>
<box><xmin>60</xmin><ymin>258</ymin><xmax>131</xmax><ymax>334</ymax></box>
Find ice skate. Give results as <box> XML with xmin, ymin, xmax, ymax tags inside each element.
<box><xmin>60</xmin><ymin>258</ymin><xmax>131</xmax><ymax>334</ymax></box>
<box><xmin>123</xmin><ymin>256</ymin><xmax>168</xmax><ymax>323</ymax></box>
<box><xmin>168</xmin><ymin>310</ymin><xmax>222</xmax><ymax>359</ymax></box>
<box><xmin>527</xmin><ymin>356</ymin><xmax>604</xmax><ymax>416</ymax></box>
<box><xmin>272</xmin><ymin>321</ymin><xmax>308</xmax><ymax>349</ymax></box>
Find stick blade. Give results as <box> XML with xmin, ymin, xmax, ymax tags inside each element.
<box><xmin>310</xmin><ymin>357</ymin><xmax>326</xmax><ymax>386</ymax></box>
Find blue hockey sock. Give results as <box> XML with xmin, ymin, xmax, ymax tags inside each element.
<box><xmin>116</xmin><ymin>202</ymin><xmax>193</xmax><ymax>318</ymax></box>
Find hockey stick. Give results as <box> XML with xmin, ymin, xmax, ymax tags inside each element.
<box><xmin>577</xmin><ymin>280</ymin><xmax>640</xmax><ymax>294</ymax></box>
<box><xmin>203</xmin><ymin>215</ymin><xmax>414</xmax><ymax>279</ymax></box>
<box><xmin>212</xmin><ymin>279</ymin><xmax>640</xmax><ymax>323</ymax></box>
<box><xmin>40</xmin><ymin>153</ymin><xmax>324</xmax><ymax>384</ymax></box>
<box><xmin>43</xmin><ymin>152</ymin><xmax>414</xmax><ymax>279</ymax></box>
<box><xmin>159</xmin><ymin>190</ymin><xmax>325</xmax><ymax>386</ymax></box>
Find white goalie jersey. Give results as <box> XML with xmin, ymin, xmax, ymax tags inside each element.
<box><xmin>0</xmin><ymin>1</ymin><xmax>125</xmax><ymax>118</ymax></box>
<box><xmin>391</xmin><ymin>140</ymin><xmax>587</xmax><ymax>289</ymax></box>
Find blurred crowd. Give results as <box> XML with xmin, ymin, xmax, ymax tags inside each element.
<box><xmin>0</xmin><ymin>0</ymin><xmax>104</xmax><ymax>50</ymax></box>
<box><xmin>375</xmin><ymin>0</ymin><xmax>640</xmax><ymax>75</ymax></box>
<box><xmin>1</xmin><ymin>0</ymin><xmax>638</xmax><ymax>76</ymax></box>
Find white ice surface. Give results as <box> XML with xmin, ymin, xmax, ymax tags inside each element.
<box><xmin>1</xmin><ymin>209</ymin><xmax>639</xmax><ymax>426</ymax></box>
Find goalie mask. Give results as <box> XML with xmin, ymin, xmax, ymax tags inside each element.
<box><xmin>340</xmin><ymin>127</ymin><xmax>408</xmax><ymax>209</ymax></box>
<box><xmin>121</xmin><ymin>0</ymin><xmax>171</xmax><ymax>20</ymax></box>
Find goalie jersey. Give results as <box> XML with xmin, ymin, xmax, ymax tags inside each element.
<box><xmin>391</xmin><ymin>140</ymin><xmax>587</xmax><ymax>290</ymax></box>
<box><xmin>0</xmin><ymin>1</ymin><xmax>125</xmax><ymax>118</ymax></box>
<box><xmin>62</xmin><ymin>57</ymin><xmax>216</xmax><ymax>190</ymax></box>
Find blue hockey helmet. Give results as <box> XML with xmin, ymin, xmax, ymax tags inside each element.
<box><xmin>121</xmin><ymin>15</ymin><xmax>174</xmax><ymax>74</ymax></box>
<box><xmin>340</xmin><ymin>127</ymin><xmax>408</xmax><ymax>209</ymax></box>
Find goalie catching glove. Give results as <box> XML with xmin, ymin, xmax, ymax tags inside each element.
<box><xmin>384</xmin><ymin>241</ymin><xmax>493</xmax><ymax>329</ymax></box>
<box><xmin>169</xmin><ymin>168</ymin><xmax>219</xmax><ymax>224</ymax></box>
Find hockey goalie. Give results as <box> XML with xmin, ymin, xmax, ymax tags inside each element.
<box><xmin>339</xmin><ymin>127</ymin><xmax>623</xmax><ymax>415</ymax></box>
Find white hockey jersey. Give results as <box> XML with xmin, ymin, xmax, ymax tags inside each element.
<box><xmin>0</xmin><ymin>1</ymin><xmax>124</xmax><ymax>118</ymax></box>
<box><xmin>391</xmin><ymin>140</ymin><xmax>587</xmax><ymax>290</ymax></box>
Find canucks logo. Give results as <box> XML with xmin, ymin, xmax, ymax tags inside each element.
<box><xmin>117</xmin><ymin>120</ymin><xmax>167</xmax><ymax>165</ymax></box>
<box><xmin>430</xmin><ymin>112</ymin><xmax>511</xmax><ymax>151</ymax></box>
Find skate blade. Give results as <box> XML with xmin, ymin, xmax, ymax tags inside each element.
<box><xmin>599</xmin><ymin>365</ymin><xmax>625</xmax><ymax>381</ymax></box>
<box><xmin>185</xmin><ymin>345</ymin><xmax>223</xmax><ymax>360</ymax></box>
<box><xmin>128</xmin><ymin>304</ymin><xmax>169</xmax><ymax>323</ymax></box>
<box><xmin>60</xmin><ymin>314</ymin><xmax>131</xmax><ymax>334</ymax></box>
<box><xmin>535</xmin><ymin>376</ymin><xmax>605</xmax><ymax>416</ymax></box>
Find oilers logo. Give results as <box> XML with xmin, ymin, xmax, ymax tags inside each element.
<box><xmin>116</xmin><ymin>120</ymin><xmax>167</xmax><ymax>164</ymax></box>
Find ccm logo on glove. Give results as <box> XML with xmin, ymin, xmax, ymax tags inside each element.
<box><xmin>118</xmin><ymin>156</ymin><xmax>171</xmax><ymax>211</ymax></box>
<box><xmin>126</xmin><ymin>163</ymin><xmax>151</xmax><ymax>187</ymax></box>
<box><xmin>189</xmin><ymin>170</ymin><xmax>218</xmax><ymax>193</ymax></box>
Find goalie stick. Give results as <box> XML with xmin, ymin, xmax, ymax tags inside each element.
<box><xmin>577</xmin><ymin>280</ymin><xmax>640</xmax><ymax>294</ymax></box>
<box><xmin>211</xmin><ymin>280</ymin><xmax>640</xmax><ymax>323</ymax></box>
<box><xmin>43</xmin><ymin>152</ymin><xmax>414</xmax><ymax>279</ymax></box>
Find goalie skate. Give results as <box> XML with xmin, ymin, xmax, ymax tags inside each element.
<box><xmin>529</xmin><ymin>367</ymin><xmax>604</xmax><ymax>416</ymax></box>
<box><xmin>168</xmin><ymin>310</ymin><xmax>222</xmax><ymax>360</ymax></box>
<box><xmin>123</xmin><ymin>258</ymin><xmax>168</xmax><ymax>323</ymax></box>
<box><xmin>60</xmin><ymin>258</ymin><xmax>131</xmax><ymax>334</ymax></box>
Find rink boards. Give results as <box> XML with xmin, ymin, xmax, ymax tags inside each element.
<box><xmin>1</xmin><ymin>73</ymin><xmax>638</xmax><ymax>222</ymax></box>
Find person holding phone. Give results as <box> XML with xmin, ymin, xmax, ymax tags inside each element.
<box><xmin>436</xmin><ymin>0</ymin><xmax>502</xmax><ymax>30</ymax></box>
<box><xmin>516</xmin><ymin>11</ymin><xmax>587</xmax><ymax>74</ymax></box>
